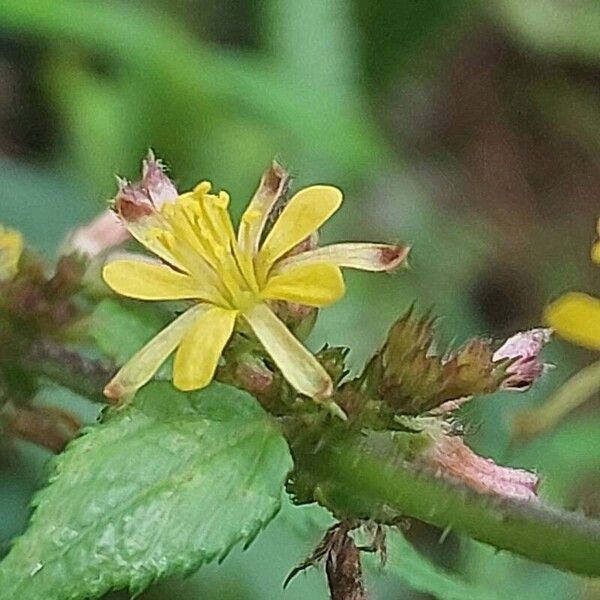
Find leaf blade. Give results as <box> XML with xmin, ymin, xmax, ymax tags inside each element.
<box><xmin>0</xmin><ymin>382</ymin><xmax>292</xmax><ymax>600</ymax></box>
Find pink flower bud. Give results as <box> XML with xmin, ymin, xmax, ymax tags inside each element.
<box><xmin>141</xmin><ymin>151</ymin><xmax>178</xmax><ymax>207</ymax></box>
<box><xmin>65</xmin><ymin>152</ymin><xmax>178</xmax><ymax>258</ymax></box>
<box><xmin>113</xmin><ymin>178</ymin><xmax>155</xmax><ymax>222</ymax></box>
<box><xmin>423</xmin><ymin>435</ymin><xmax>539</xmax><ymax>502</ymax></box>
<box><xmin>493</xmin><ymin>328</ymin><xmax>552</xmax><ymax>391</ymax></box>
<box><xmin>114</xmin><ymin>151</ymin><xmax>178</xmax><ymax>222</ymax></box>
<box><xmin>65</xmin><ymin>210</ymin><xmax>129</xmax><ymax>259</ymax></box>
<box><xmin>234</xmin><ymin>360</ymin><xmax>274</xmax><ymax>396</ymax></box>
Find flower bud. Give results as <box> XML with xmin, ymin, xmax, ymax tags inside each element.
<box><xmin>269</xmin><ymin>300</ymin><xmax>318</xmax><ymax>340</ymax></box>
<box><xmin>65</xmin><ymin>210</ymin><xmax>130</xmax><ymax>259</ymax></box>
<box><xmin>114</xmin><ymin>151</ymin><xmax>178</xmax><ymax>222</ymax></box>
<box><xmin>65</xmin><ymin>151</ymin><xmax>178</xmax><ymax>258</ymax></box>
<box><xmin>422</xmin><ymin>435</ymin><xmax>539</xmax><ymax>501</ymax></box>
<box><xmin>141</xmin><ymin>150</ymin><xmax>178</xmax><ymax>207</ymax></box>
<box><xmin>231</xmin><ymin>355</ymin><xmax>275</xmax><ymax>397</ymax></box>
<box><xmin>316</xmin><ymin>345</ymin><xmax>349</xmax><ymax>385</ymax></box>
<box><xmin>493</xmin><ymin>328</ymin><xmax>552</xmax><ymax>391</ymax></box>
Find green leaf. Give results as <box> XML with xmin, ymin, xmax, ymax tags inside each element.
<box><xmin>0</xmin><ymin>382</ymin><xmax>292</xmax><ymax>600</ymax></box>
<box><xmin>374</xmin><ymin>529</ymin><xmax>502</xmax><ymax>600</ymax></box>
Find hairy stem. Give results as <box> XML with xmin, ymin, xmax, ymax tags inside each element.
<box><xmin>23</xmin><ymin>339</ymin><xmax>115</xmax><ymax>403</ymax></box>
<box><xmin>2</xmin><ymin>402</ymin><xmax>80</xmax><ymax>452</ymax></box>
<box><xmin>299</xmin><ymin>437</ymin><xmax>600</xmax><ymax>577</ymax></box>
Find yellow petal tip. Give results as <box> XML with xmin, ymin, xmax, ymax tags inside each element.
<box><xmin>544</xmin><ymin>291</ymin><xmax>600</xmax><ymax>350</ymax></box>
<box><xmin>173</xmin><ymin>377</ymin><xmax>209</xmax><ymax>393</ymax></box>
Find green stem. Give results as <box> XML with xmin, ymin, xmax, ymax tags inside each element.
<box><xmin>300</xmin><ymin>437</ymin><xmax>600</xmax><ymax>577</ymax></box>
<box><xmin>24</xmin><ymin>339</ymin><xmax>114</xmax><ymax>403</ymax></box>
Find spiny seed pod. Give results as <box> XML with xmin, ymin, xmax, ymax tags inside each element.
<box><xmin>367</xmin><ymin>308</ymin><xmax>550</xmax><ymax>417</ymax></box>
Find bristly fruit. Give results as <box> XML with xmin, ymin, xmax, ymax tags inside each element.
<box><xmin>362</xmin><ymin>307</ymin><xmax>549</xmax><ymax>417</ymax></box>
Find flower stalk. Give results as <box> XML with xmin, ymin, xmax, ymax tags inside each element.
<box><xmin>290</xmin><ymin>428</ymin><xmax>600</xmax><ymax>577</ymax></box>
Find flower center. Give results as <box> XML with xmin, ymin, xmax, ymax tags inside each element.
<box><xmin>154</xmin><ymin>186</ymin><xmax>261</xmax><ymax>310</ymax></box>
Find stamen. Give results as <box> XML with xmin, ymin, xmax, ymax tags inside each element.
<box><xmin>194</xmin><ymin>181</ymin><xmax>212</xmax><ymax>196</ymax></box>
<box><xmin>199</xmin><ymin>195</ymin><xmax>254</xmax><ymax>294</ymax></box>
<box><xmin>145</xmin><ymin>182</ymin><xmax>261</xmax><ymax>311</ymax></box>
<box><xmin>156</xmin><ymin>204</ymin><xmax>232</xmax><ymax>305</ymax></box>
<box><xmin>210</xmin><ymin>198</ymin><xmax>259</xmax><ymax>293</ymax></box>
<box><xmin>214</xmin><ymin>191</ymin><xmax>230</xmax><ymax>209</ymax></box>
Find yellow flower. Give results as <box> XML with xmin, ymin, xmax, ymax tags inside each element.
<box><xmin>102</xmin><ymin>163</ymin><xmax>408</xmax><ymax>402</ymax></box>
<box><xmin>0</xmin><ymin>225</ymin><xmax>24</xmax><ymax>282</ymax></box>
<box><xmin>544</xmin><ymin>218</ymin><xmax>600</xmax><ymax>349</ymax></box>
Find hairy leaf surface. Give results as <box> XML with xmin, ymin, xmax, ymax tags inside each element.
<box><xmin>0</xmin><ymin>382</ymin><xmax>292</xmax><ymax>599</ymax></box>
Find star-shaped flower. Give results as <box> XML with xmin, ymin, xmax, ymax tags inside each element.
<box><xmin>102</xmin><ymin>159</ymin><xmax>408</xmax><ymax>402</ymax></box>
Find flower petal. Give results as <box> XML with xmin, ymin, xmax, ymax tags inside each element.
<box><xmin>544</xmin><ymin>292</ymin><xmax>600</xmax><ymax>350</ymax></box>
<box><xmin>592</xmin><ymin>242</ymin><xmax>600</xmax><ymax>265</ymax></box>
<box><xmin>103</xmin><ymin>260</ymin><xmax>221</xmax><ymax>303</ymax></box>
<box><xmin>243</xmin><ymin>303</ymin><xmax>333</xmax><ymax>399</ymax></box>
<box><xmin>104</xmin><ymin>304</ymin><xmax>211</xmax><ymax>401</ymax></box>
<box><xmin>256</xmin><ymin>185</ymin><xmax>342</xmax><ymax>277</ymax></box>
<box><xmin>125</xmin><ymin>220</ymin><xmax>191</xmax><ymax>275</ymax></box>
<box><xmin>261</xmin><ymin>263</ymin><xmax>345</xmax><ymax>307</ymax></box>
<box><xmin>272</xmin><ymin>242</ymin><xmax>410</xmax><ymax>274</ymax></box>
<box><xmin>238</xmin><ymin>161</ymin><xmax>289</xmax><ymax>256</ymax></box>
<box><xmin>173</xmin><ymin>306</ymin><xmax>237</xmax><ymax>391</ymax></box>
<box><xmin>592</xmin><ymin>219</ymin><xmax>600</xmax><ymax>265</ymax></box>
<box><xmin>0</xmin><ymin>225</ymin><xmax>23</xmax><ymax>282</ymax></box>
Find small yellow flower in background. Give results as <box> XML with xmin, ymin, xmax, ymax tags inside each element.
<box><xmin>515</xmin><ymin>217</ymin><xmax>600</xmax><ymax>441</ymax></box>
<box><xmin>544</xmin><ymin>218</ymin><xmax>600</xmax><ymax>349</ymax></box>
<box><xmin>0</xmin><ymin>225</ymin><xmax>24</xmax><ymax>282</ymax></box>
<box><xmin>102</xmin><ymin>160</ymin><xmax>408</xmax><ymax>402</ymax></box>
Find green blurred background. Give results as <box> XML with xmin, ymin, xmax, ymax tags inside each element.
<box><xmin>0</xmin><ymin>0</ymin><xmax>599</xmax><ymax>598</ymax></box>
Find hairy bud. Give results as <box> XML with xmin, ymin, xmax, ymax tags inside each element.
<box><xmin>114</xmin><ymin>150</ymin><xmax>178</xmax><ymax>222</ymax></box>
<box><xmin>316</xmin><ymin>346</ymin><xmax>350</xmax><ymax>385</ymax></box>
<box><xmin>421</xmin><ymin>435</ymin><xmax>539</xmax><ymax>501</ymax></box>
<box><xmin>363</xmin><ymin>309</ymin><xmax>551</xmax><ymax>420</ymax></box>
<box><xmin>66</xmin><ymin>151</ymin><xmax>178</xmax><ymax>258</ymax></box>
<box><xmin>493</xmin><ymin>328</ymin><xmax>552</xmax><ymax>391</ymax></box>
<box><xmin>373</xmin><ymin>309</ymin><xmax>506</xmax><ymax>415</ymax></box>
